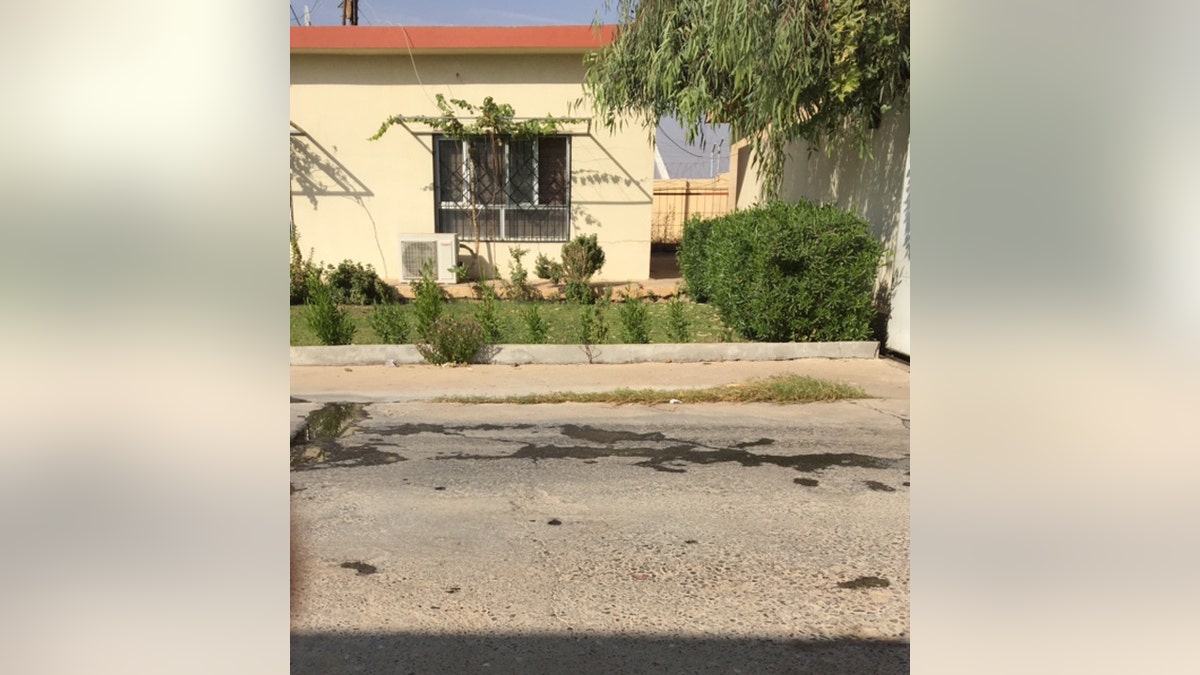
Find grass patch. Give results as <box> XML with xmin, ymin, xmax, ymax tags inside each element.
<box><xmin>433</xmin><ymin>374</ymin><xmax>868</xmax><ymax>405</ymax></box>
<box><xmin>290</xmin><ymin>300</ymin><xmax>734</xmax><ymax>346</ymax></box>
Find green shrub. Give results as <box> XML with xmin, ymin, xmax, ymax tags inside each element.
<box><xmin>665</xmin><ymin>295</ymin><xmax>692</xmax><ymax>343</ymax></box>
<box><xmin>474</xmin><ymin>282</ymin><xmax>504</xmax><ymax>343</ymax></box>
<box><xmin>534</xmin><ymin>234</ymin><xmax>606</xmax><ymax>303</ymax></box>
<box><xmin>290</xmin><ymin>234</ymin><xmax>320</xmax><ymax>305</ymax></box>
<box><xmin>448</xmin><ymin>262</ymin><xmax>470</xmax><ymax>283</ymax></box>
<box><xmin>684</xmin><ymin>201</ymin><xmax>884</xmax><ymax>342</ymax></box>
<box><xmin>323</xmin><ymin>259</ymin><xmax>397</xmax><ymax>305</ymax></box>
<box><xmin>305</xmin><ymin>276</ymin><xmax>356</xmax><ymax>345</ymax></box>
<box><xmin>576</xmin><ymin>286</ymin><xmax>612</xmax><ymax>344</ymax></box>
<box><xmin>522</xmin><ymin>304</ymin><xmax>549</xmax><ymax>344</ymax></box>
<box><xmin>368</xmin><ymin>303</ymin><xmax>408</xmax><ymax>343</ymax></box>
<box><xmin>416</xmin><ymin>315</ymin><xmax>490</xmax><ymax>365</ymax></box>
<box><xmin>533</xmin><ymin>252</ymin><xmax>561</xmax><ymax>284</ymax></box>
<box><xmin>677</xmin><ymin>215</ymin><xmax>715</xmax><ymax>302</ymax></box>
<box><xmin>502</xmin><ymin>248</ymin><xmax>539</xmax><ymax>301</ymax></box>
<box><xmin>410</xmin><ymin>263</ymin><xmax>445</xmax><ymax>342</ymax></box>
<box><xmin>618</xmin><ymin>287</ymin><xmax>650</xmax><ymax>344</ymax></box>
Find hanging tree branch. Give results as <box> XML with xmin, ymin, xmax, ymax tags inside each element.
<box><xmin>584</xmin><ymin>0</ymin><xmax>909</xmax><ymax>197</ymax></box>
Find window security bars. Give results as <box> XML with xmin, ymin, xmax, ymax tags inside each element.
<box><xmin>434</xmin><ymin>135</ymin><xmax>570</xmax><ymax>242</ymax></box>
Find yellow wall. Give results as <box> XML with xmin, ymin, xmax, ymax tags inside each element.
<box><xmin>290</xmin><ymin>52</ymin><xmax>654</xmax><ymax>283</ymax></box>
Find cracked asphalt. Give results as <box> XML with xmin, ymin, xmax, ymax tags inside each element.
<box><xmin>291</xmin><ymin>360</ymin><xmax>909</xmax><ymax>673</ymax></box>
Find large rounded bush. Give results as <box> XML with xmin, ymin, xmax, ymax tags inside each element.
<box><xmin>683</xmin><ymin>201</ymin><xmax>884</xmax><ymax>342</ymax></box>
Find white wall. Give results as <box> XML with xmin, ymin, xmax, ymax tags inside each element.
<box><xmin>734</xmin><ymin>108</ymin><xmax>911</xmax><ymax>356</ymax></box>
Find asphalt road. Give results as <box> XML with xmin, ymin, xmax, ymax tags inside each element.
<box><xmin>291</xmin><ymin>400</ymin><xmax>909</xmax><ymax>674</ymax></box>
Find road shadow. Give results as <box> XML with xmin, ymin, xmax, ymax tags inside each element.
<box><xmin>291</xmin><ymin>631</ymin><xmax>908</xmax><ymax>674</ymax></box>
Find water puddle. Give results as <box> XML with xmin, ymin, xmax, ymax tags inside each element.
<box><xmin>291</xmin><ymin>403</ymin><xmax>405</xmax><ymax>471</ymax></box>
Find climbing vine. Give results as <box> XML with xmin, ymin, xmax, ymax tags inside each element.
<box><xmin>371</xmin><ymin>96</ymin><xmax>588</xmax><ymax>278</ymax></box>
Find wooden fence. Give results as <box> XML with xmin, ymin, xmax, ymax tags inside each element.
<box><xmin>651</xmin><ymin>177</ymin><xmax>732</xmax><ymax>244</ymax></box>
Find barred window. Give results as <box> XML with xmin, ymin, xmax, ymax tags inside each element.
<box><xmin>434</xmin><ymin>135</ymin><xmax>570</xmax><ymax>242</ymax></box>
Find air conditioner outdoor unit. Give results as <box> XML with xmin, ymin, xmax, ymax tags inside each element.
<box><xmin>398</xmin><ymin>233</ymin><xmax>458</xmax><ymax>284</ymax></box>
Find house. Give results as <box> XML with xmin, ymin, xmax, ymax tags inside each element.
<box><xmin>289</xmin><ymin>25</ymin><xmax>655</xmax><ymax>285</ymax></box>
<box><xmin>727</xmin><ymin>109</ymin><xmax>911</xmax><ymax>357</ymax></box>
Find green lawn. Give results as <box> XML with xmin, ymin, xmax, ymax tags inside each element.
<box><xmin>290</xmin><ymin>299</ymin><xmax>737</xmax><ymax>346</ymax></box>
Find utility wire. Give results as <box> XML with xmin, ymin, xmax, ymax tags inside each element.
<box><xmin>659</xmin><ymin>126</ymin><xmax>728</xmax><ymax>159</ymax></box>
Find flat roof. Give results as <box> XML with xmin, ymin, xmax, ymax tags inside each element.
<box><xmin>291</xmin><ymin>25</ymin><xmax>616</xmax><ymax>55</ymax></box>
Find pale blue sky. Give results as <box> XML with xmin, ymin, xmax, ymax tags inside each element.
<box><xmin>287</xmin><ymin>0</ymin><xmax>729</xmax><ymax>177</ymax></box>
<box><xmin>287</xmin><ymin>0</ymin><xmax>619</xmax><ymax>27</ymax></box>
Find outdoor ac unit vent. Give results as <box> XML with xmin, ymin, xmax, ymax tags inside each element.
<box><xmin>398</xmin><ymin>233</ymin><xmax>458</xmax><ymax>284</ymax></box>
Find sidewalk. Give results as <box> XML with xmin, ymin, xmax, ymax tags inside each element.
<box><xmin>291</xmin><ymin>358</ymin><xmax>909</xmax><ymax>409</ymax></box>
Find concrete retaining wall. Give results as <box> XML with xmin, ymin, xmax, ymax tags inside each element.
<box><xmin>291</xmin><ymin>342</ymin><xmax>879</xmax><ymax>366</ymax></box>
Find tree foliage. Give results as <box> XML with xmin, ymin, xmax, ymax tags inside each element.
<box><xmin>585</xmin><ymin>0</ymin><xmax>909</xmax><ymax>196</ymax></box>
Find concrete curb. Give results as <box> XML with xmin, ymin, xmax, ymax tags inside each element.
<box><xmin>291</xmin><ymin>342</ymin><xmax>879</xmax><ymax>366</ymax></box>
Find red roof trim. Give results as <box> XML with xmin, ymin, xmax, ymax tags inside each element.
<box><xmin>291</xmin><ymin>25</ymin><xmax>615</xmax><ymax>53</ymax></box>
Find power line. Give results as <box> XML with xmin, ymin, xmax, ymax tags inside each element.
<box><xmin>659</xmin><ymin>126</ymin><xmax>727</xmax><ymax>160</ymax></box>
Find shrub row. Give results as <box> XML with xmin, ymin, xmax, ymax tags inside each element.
<box><xmin>678</xmin><ymin>201</ymin><xmax>884</xmax><ymax>342</ymax></box>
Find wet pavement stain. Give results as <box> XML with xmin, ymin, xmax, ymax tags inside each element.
<box><xmin>733</xmin><ymin>438</ymin><xmax>776</xmax><ymax>449</ymax></box>
<box><xmin>561</xmin><ymin>424</ymin><xmax>666</xmax><ymax>444</ymax></box>
<box><xmin>373</xmin><ymin>422</ymin><xmax>535</xmax><ymax>437</ymax></box>
<box><xmin>441</xmin><ymin>442</ymin><xmax>895</xmax><ymax>475</ymax></box>
<box><xmin>291</xmin><ymin>403</ymin><xmax>405</xmax><ymax>471</ymax></box>
<box><xmin>340</xmin><ymin>561</ymin><xmax>377</xmax><ymax>576</ymax></box>
<box><xmin>293</xmin><ymin>443</ymin><xmax>406</xmax><ymax>471</ymax></box>
<box><xmin>838</xmin><ymin>576</ymin><xmax>890</xmax><ymax>589</ymax></box>
<box><xmin>794</xmin><ymin>477</ymin><xmax>819</xmax><ymax>487</ymax></box>
<box><xmin>864</xmin><ymin>480</ymin><xmax>896</xmax><ymax>492</ymax></box>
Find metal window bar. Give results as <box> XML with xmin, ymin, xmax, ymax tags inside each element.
<box><xmin>434</xmin><ymin>135</ymin><xmax>570</xmax><ymax>242</ymax></box>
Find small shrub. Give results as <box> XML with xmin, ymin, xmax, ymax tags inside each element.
<box><xmin>577</xmin><ymin>286</ymin><xmax>612</xmax><ymax>344</ymax></box>
<box><xmin>324</xmin><ymin>259</ymin><xmax>397</xmax><ymax>305</ymax></box>
<box><xmin>410</xmin><ymin>263</ymin><xmax>445</xmax><ymax>341</ymax></box>
<box><xmin>562</xmin><ymin>233</ymin><xmax>606</xmax><ymax>280</ymax></box>
<box><xmin>474</xmin><ymin>282</ymin><xmax>504</xmax><ymax>343</ymax></box>
<box><xmin>522</xmin><ymin>304</ymin><xmax>549</xmax><ymax>344</ymax></box>
<box><xmin>665</xmin><ymin>295</ymin><xmax>692</xmax><ymax>343</ymax></box>
<box><xmin>368</xmin><ymin>303</ymin><xmax>408</xmax><ymax>343</ymax></box>
<box><xmin>290</xmin><ymin>234</ymin><xmax>320</xmax><ymax>305</ymax></box>
<box><xmin>534</xmin><ymin>234</ymin><xmax>606</xmax><ymax>303</ymax></box>
<box><xmin>417</xmin><ymin>315</ymin><xmax>490</xmax><ymax>365</ymax></box>
<box><xmin>502</xmin><ymin>248</ymin><xmax>539</xmax><ymax>301</ymax></box>
<box><xmin>448</xmin><ymin>262</ymin><xmax>470</xmax><ymax>283</ymax></box>
<box><xmin>618</xmin><ymin>287</ymin><xmax>650</xmax><ymax>344</ymax></box>
<box><xmin>682</xmin><ymin>201</ymin><xmax>884</xmax><ymax>342</ymax></box>
<box><xmin>305</xmin><ymin>276</ymin><xmax>356</xmax><ymax>345</ymax></box>
<box><xmin>533</xmin><ymin>253</ymin><xmax>562</xmax><ymax>284</ymax></box>
<box><xmin>564</xmin><ymin>279</ymin><xmax>594</xmax><ymax>304</ymax></box>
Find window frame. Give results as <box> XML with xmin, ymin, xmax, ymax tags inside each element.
<box><xmin>433</xmin><ymin>134</ymin><xmax>572</xmax><ymax>243</ymax></box>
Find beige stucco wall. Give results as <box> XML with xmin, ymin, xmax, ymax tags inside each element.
<box><xmin>732</xmin><ymin>108</ymin><xmax>911</xmax><ymax>355</ymax></box>
<box><xmin>290</xmin><ymin>52</ymin><xmax>654</xmax><ymax>284</ymax></box>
